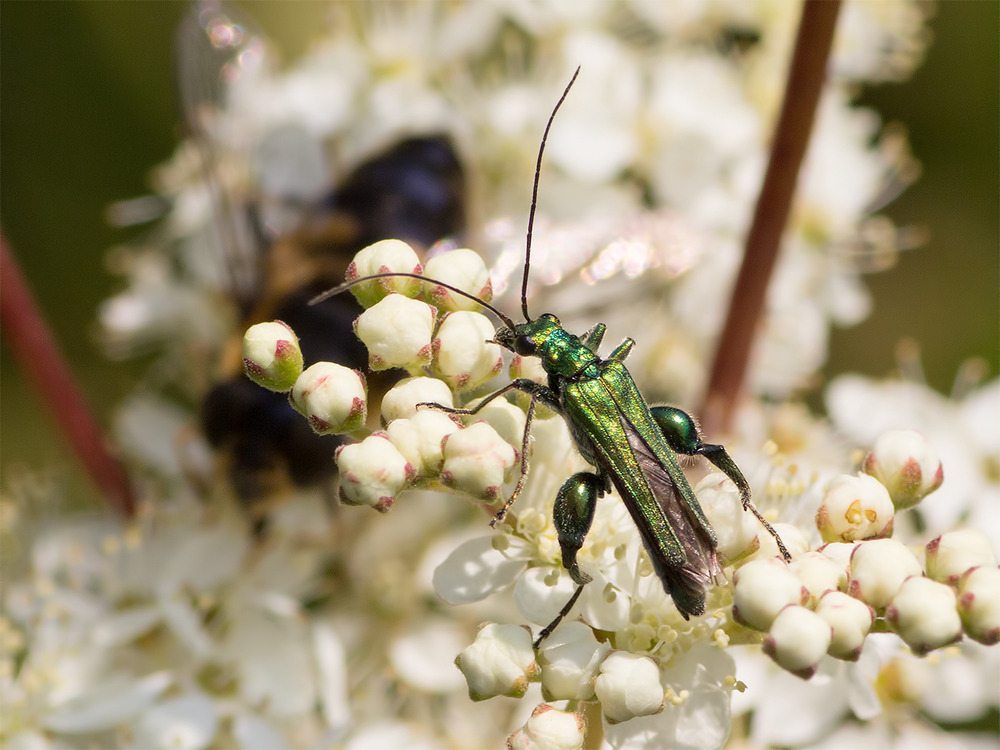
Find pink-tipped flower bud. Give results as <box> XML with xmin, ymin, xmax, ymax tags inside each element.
<box><xmin>789</xmin><ymin>551</ymin><xmax>845</xmax><ymax>606</ymax></box>
<box><xmin>814</xmin><ymin>590</ymin><xmax>874</xmax><ymax>661</ymax></box>
<box><xmin>925</xmin><ymin>529</ymin><xmax>998</xmax><ymax>585</ymax></box>
<box><xmin>697</xmin><ymin>473</ymin><xmax>761</xmax><ymax>563</ymax></box>
<box><xmin>431</xmin><ymin>311</ymin><xmax>504</xmax><ymax>391</ymax></box>
<box><xmin>440</xmin><ymin>422</ymin><xmax>517</xmax><ymax>502</ymax></box>
<box><xmin>818</xmin><ymin>542</ymin><xmax>857</xmax><ymax>582</ymax></box>
<box><xmin>455</xmin><ymin>623</ymin><xmax>539</xmax><ymax>701</ymax></box>
<box><xmin>423</xmin><ymin>248</ymin><xmax>493</xmax><ymax>313</ymax></box>
<box><xmin>335</xmin><ymin>433</ymin><xmax>415</xmax><ymax>512</ymax></box>
<box><xmin>593</xmin><ymin>651</ymin><xmax>664</xmax><ymax>724</ymax></box>
<box><xmin>847</xmin><ymin>538</ymin><xmax>922</xmax><ymax>611</ymax></box>
<box><xmin>345</xmin><ymin>239</ymin><xmax>422</xmax><ymax>307</ymax></box>
<box><xmin>380</xmin><ymin>377</ymin><xmax>455</xmax><ymax>423</ymax></box>
<box><xmin>885</xmin><ymin>575</ymin><xmax>962</xmax><ymax>655</ymax></box>
<box><xmin>957</xmin><ymin>566</ymin><xmax>1000</xmax><ymax>645</ymax></box>
<box><xmin>732</xmin><ymin>557</ymin><xmax>808</xmax><ymax>631</ymax></box>
<box><xmin>510</xmin><ymin>354</ymin><xmax>547</xmax><ymax>385</ymax></box>
<box><xmin>816</xmin><ymin>474</ymin><xmax>894</xmax><ymax>543</ymax></box>
<box><xmin>537</xmin><ymin>621</ymin><xmax>611</xmax><ymax>702</ymax></box>
<box><xmin>384</xmin><ymin>410</ymin><xmax>461</xmax><ymax>478</ymax></box>
<box><xmin>241</xmin><ymin>320</ymin><xmax>303</xmax><ymax>392</ymax></box>
<box><xmin>862</xmin><ymin>429</ymin><xmax>943</xmax><ymax>510</ymax></box>
<box><xmin>466</xmin><ymin>397</ymin><xmax>528</xmax><ymax>458</ymax></box>
<box><xmin>762</xmin><ymin>605</ymin><xmax>832</xmax><ymax>679</ymax></box>
<box><xmin>507</xmin><ymin>704</ymin><xmax>586</xmax><ymax>750</ymax></box>
<box><xmin>354</xmin><ymin>293</ymin><xmax>436</xmax><ymax>371</ymax></box>
<box><xmin>290</xmin><ymin>361</ymin><xmax>366</xmax><ymax>434</ymax></box>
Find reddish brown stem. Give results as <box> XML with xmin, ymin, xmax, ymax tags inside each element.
<box><xmin>0</xmin><ymin>231</ymin><xmax>136</xmax><ymax>516</ymax></box>
<box><xmin>701</xmin><ymin>0</ymin><xmax>842</xmax><ymax>434</ymax></box>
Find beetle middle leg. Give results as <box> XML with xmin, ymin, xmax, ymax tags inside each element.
<box><xmin>650</xmin><ymin>405</ymin><xmax>791</xmax><ymax>562</ymax></box>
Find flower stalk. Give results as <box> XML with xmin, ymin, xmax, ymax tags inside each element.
<box><xmin>702</xmin><ymin>0</ymin><xmax>843</xmax><ymax>434</ymax></box>
<box><xmin>0</xmin><ymin>232</ymin><xmax>135</xmax><ymax>515</ymax></box>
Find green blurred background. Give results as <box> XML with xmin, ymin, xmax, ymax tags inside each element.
<box><xmin>2</xmin><ymin>1</ymin><xmax>997</xmax><ymax>503</ymax></box>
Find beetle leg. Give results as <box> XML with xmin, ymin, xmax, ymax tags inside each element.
<box><xmin>418</xmin><ymin>381</ymin><xmax>520</xmax><ymax>415</ymax></box>
<box><xmin>650</xmin><ymin>405</ymin><xmax>791</xmax><ymax>562</ymax></box>
<box><xmin>553</xmin><ymin>471</ymin><xmax>606</xmax><ymax>585</ymax></box>
<box><xmin>534</xmin><ymin>584</ymin><xmax>585</xmax><ymax>648</ymax></box>
<box><xmin>484</xmin><ymin>379</ymin><xmax>562</xmax><ymax>526</ymax></box>
<box><xmin>490</xmin><ymin>398</ymin><xmax>536</xmax><ymax>527</ymax></box>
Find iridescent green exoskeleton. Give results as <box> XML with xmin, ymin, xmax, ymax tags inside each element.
<box><xmin>316</xmin><ymin>68</ymin><xmax>790</xmax><ymax>643</ymax></box>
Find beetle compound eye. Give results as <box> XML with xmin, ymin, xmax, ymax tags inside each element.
<box><xmin>516</xmin><ymin>334</ymin><xmax>537</xmax><ymax>355</ymax></box>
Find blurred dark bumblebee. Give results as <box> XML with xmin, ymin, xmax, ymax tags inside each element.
<box><xmin>202</xmin><ymin>136</ymin><xmax>466</xmax><ymax>509</ymax></box>
<box><xmin>177</xmin><ymin>2</ymin><xmax>466</xmax><ymax>515</ymax></box>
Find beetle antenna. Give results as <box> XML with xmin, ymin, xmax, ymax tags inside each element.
<box><xmin>520</xmin><ymin>66</ymin><xmax>580</xmax><ymax>323</ymax></box>
<box><xmin>310</xmin><ymin>272</ymin><xmax>517</xmax><ymax>331</ymax></box>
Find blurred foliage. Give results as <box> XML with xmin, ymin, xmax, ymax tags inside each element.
<box><xmin>1</xmin><ymin>1</ymin><xmax>997</xmax><ymax>496</ymax></box>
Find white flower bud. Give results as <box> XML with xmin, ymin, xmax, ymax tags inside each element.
<box><xmin>925</xmin><ymin>529</ymin><xmax>998</xmax><ymax>585</ymax></box>
<box><xmin>885</xmin><ymin>576</ymin><xmax>962</xmax><ymax>655</ymax></box>
<box><xmin>384</xmin><ymin>410</ymin><xmax>461</xmax><ymax>477</ymax></box>
<box><xmin>289</xmin><ymin>362</ymin><xmax>366</xmax><ymax>434</ymax></box>
<box><xmin>335</xmin><ymin>434</ymin><xmax>415</xmax><ymax>512</ymax></box>
<box><xmin>242</xmin><ymin>321</ymin><xmax>303</xmax><ymax>392</ymax></box>
<box><xmin>354</xmin><ymin>293</ymin><xmax>436</xmax><ymax>371</ymax></box>
<box><xmin>509</xmin><ymin>355</ymin><xmax>551</xmax><ymax>414</ymax></box>
<box><xmin>816</xmin><ymin>474</ymin><xmax>894</xmax><ymax>543</ymax></box>
<box><xmin>423</xmin><ymin>248</ymin><xmax>493</xmax><ymax>312</ymax></box>
<box><xmin>732</xmin><ymin>557</ymin><xmax>807</xmax><ymax>631</ymax></box>
<box><xmin>847</xmin><ymin>538</ymin><xmax>922</xmax><ymax>610</ymax></box>
<box><xmin>507</xmin><ymin>704</ymin><xmax>586</xmax><ymax>750</ymax></box>
<box><xmin>762</xmin><ymin>605</ymin><xmax>832</xmax><ymax>679</ymax></box>
<box><xmin>789</xmin><ymin>551</ymin><xmax>845</xmax><ymax>606</ymax></box>
<box><xmin>757</xmin><ymin>522</ymin><xmax>811</xmax><ymax>560</ymax></box>
<box><xmin>814</xmin><ymin>590</ymin><xmax>874</xmax><ymax>661</ymax></box>
<box><xmin>818</xmin><ymin>542</ymin><xmax>857</xmax><ymax>583</ymax></box>
<box><xmin>594</xmin><ymin>651</ymin><xmax>664</xmax><ymax>724</ymax></box>
<box><xmin>957</xmin><ymin>566</ymin><xmax>1000</xmax><ymax>645</ymax></box>
<box><xmin>440</xmin><ymin>422</ymin><xmax>517</xmax><ymax>502</ymax></box>
<box><xmin>467</xmin><ymin>397</ymin><xmax>528</xmax><ymax>457</ymax></box>
<box><xmin>537</xmin><ymin>621</ymin><xmax>611</xmax><ymax>701</ymax></box>
<box><xmin>455</xmin><ymin>623</ymin><xmax>538</xmax><ymax>701</ymax></box>
<box><xmin>862</xmin><ymin>429</ymin><xmax>943</xmax><ymax>510</ymax></box>
<box><xmin>431</xmin><ymin>311</ymin><xmax>504</xmax><ymax>390</ymax></box>
<box><xmin>510</xmin><ymin>354</ymin><xmax>547</xmax><ymax>385</ymax></box>
<box><xmin>381</xmin><ymin>377</ymin><xmax>454</xmax><ymax>423</ymax></box>
<box><xmin>346</xmin><ymin>239</ymin><xmax>422</xmax><ymax>307</ymax></box>
<box><xmin>697</xmin><ymin>473</ymin><xmax>760</xmax><ymax>563</ymax></box>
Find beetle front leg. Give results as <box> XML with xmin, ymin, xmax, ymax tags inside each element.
<box><xmin>486</xmin><ymin>379</ymin><xmax>563</xmax><ymax>526</ymax></box>
<box><xmin>552</xmin><ymin>471</ymin><xmax>606</xmax><ymax>585</ymax></box>
<box><xmin>650</xmin><ymin>405</ymin><xmax>792</xmax><ymax>562</ymax></box>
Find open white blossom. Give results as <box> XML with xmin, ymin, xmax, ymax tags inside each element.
<box><xmin>10</xmin><ymin>2</ymin><xmax>992</xmax><ymax>749</ymax></box>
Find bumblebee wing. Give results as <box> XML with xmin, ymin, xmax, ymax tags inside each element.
<box><xmin>175</xmin><ymin>1</ymin><xmax>267</xmax><ymax>310</ymax></box>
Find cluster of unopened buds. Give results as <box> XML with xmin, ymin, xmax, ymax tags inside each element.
<box><xmin>243</xmin><ymin>240</ymin><xmax>999</xmax><ymax>746</ymax></box>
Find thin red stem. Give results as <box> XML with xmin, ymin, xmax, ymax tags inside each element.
<box><xmin>701</xmin><ymin>0</ymin><xmax>842</xmax><ymax>434</ymax></box>
<box><xmin>0</xmin><ymin>232</ymin><xmax>136</xmax><ymax>516</ymax></box>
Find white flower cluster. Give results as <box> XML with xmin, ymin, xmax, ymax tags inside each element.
<box><xmin>0</xmin><ymin>497</ymin><xmax>350</xmax><ymax>748</ymax></box>
<box><xmin>15</xmin><ymin>1</ymin><xmax>992</xmax><ymax>748</ymax></box>
<box><xmin>252</xmin><ymin>242</ymin><xmax>1000</xmax><ymax>748</ymax></box>
<box><xmin>97</xmin><ymin>0</ymin><xmax>929</xmax><ymax>411</ymax></box>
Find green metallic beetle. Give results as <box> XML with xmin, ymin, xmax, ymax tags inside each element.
<box><xmin>316</xmin><ymin>68</ymin><xmax>790</xmax><ymax>640</ymax></box>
